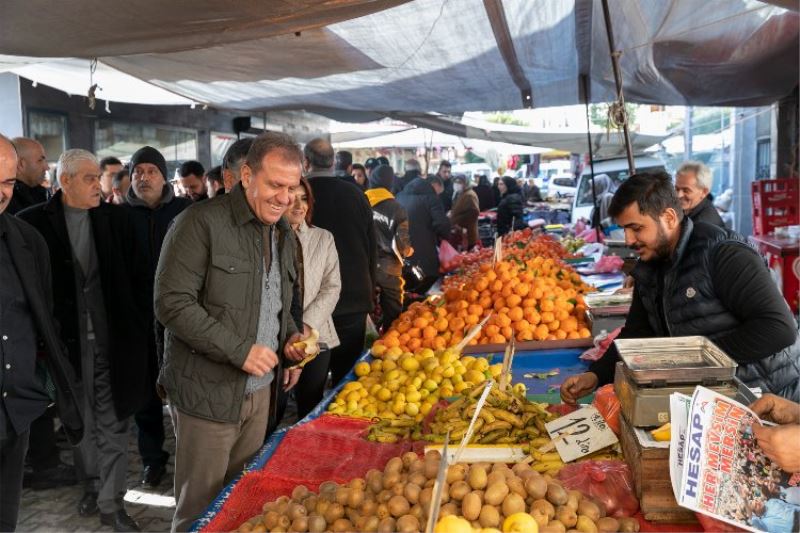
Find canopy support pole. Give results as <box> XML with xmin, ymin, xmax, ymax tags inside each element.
<box><xmin>482</xmin><ymin>0</ymin><xmax>532</xmax><ymax>108</ymax></box>
<box><xmin>581</xmin><ymin>74</ymin><xmax>602</xmax><ymax>241</ymax></box>
<box><xmin>600</xmin><ymin>0</ymin><xmax>635</xmax><ymax>175</ymax></box>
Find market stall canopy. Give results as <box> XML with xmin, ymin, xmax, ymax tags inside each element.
<box><xmin>0</xmin><ymin>0</ymin><xmax>797</xmax><ymax>112</ymax></box>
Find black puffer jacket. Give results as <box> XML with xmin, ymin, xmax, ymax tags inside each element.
<box><xmin>687</xmin><ymin>195</ymin><xmax>725</xmax><ymax>228</ymax></box>
<box><xmin>365</xmin><ymin>188</ymin><xmax>412</xmax><ymax>277</ymax></box>
<box><xmin>631</xmin><ymin>219</ymin><xmax>800</xmax><ymax>400</ymax></box>
<box><xmin>496</xmin><ymin>178</ymin><xmax>526</xmax><ymax>236</ymax></box>
<box><xmin>396</xmin><ymin>178</ymin><xmax>451</xmax><ymax>277</ymax></box>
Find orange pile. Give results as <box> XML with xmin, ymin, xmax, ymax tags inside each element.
<box><xmin>373</xmin><ymin>255</ymin><xmax>594</xmax><ymax>355</ymax></box>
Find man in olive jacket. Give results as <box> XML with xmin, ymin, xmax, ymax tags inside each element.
<box><xmin>155</xmin><ymin>132</ymin><xmax>306</xmax><ymax>532</ymax></box>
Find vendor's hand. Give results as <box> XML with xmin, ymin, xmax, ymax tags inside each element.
<box><xmin>241</xmin><ymin>344</ymin><xmax>279</xmax><ymax>377</ymax></box>
<box><xmin>623</xmin><ymin>275</ymin><xmax>635</xmax><ymax>289</ymax></box>
<box><xmin>283</xmin><ymin>366</ymin><xmax>302</xmax><ymax>392</ymax></box>
<box><xmin>284</xmin><ymin>324</ymin><xmax>312</xmax><ymax>362</ymax></box>
<box><xmin>752</xmin><ymin>423</ymin><xmax>800</xmax><ymax>473</ymax></box>
<box><xmin>750</xmin><ymin>393</ymin><xmax>800</xmax><ymax>425</ymax></box>
<box><xmin>560</xmin><ymin>372</ymin><xmax>599</xmax><ymax>405</ymax></box>
<box><xmin>405</xmin><ymin>246</ymin><xmax>415</xmax><ymax>258</ymax></box>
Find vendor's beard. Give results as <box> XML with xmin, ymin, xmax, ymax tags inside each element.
<box><xmin>652</xmin><ymin>224</ymin><xmax>673</xmax><ymax>261</ymax></box>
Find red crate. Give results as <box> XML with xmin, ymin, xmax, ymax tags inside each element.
<box><xmin>750</xmin><ymin>235</ymin><xmax>800</xmax><ymax>313</ymax></box>
<box><xmin>752</xmin><ymin>179</ymin><xmax>799</xmax><ymax>236</ymax></box>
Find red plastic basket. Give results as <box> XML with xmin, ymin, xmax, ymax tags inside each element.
<box><xmin>751</xmin><ymin>179</ymin><xmax>799</xmax><ymax>235</ymax></box>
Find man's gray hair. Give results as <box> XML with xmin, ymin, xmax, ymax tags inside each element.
<box><xmin>57</xmin><ymin>149</ymin><xmax>98</xmax><ymax>179</ymax></box>
<box><xmin>677</xmin><ymin>160</ymin><xmax>712</xmax><ymax>190</ymax></box>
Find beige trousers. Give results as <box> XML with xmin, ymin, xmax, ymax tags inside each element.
<box><xmin>170</xmin><ymin>387</ymin><xmax>271</xmax><ymax>532</ymax></box>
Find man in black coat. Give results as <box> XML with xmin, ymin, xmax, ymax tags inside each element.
<box><xmin>562</xmin><ymin>171</ymin><xmax>800</xmax><ymax>405</ymax></box>
<box><xmin>0</xmin><ymin>135</ymin><xmax>84</xmax><ymax>532</ymax></box>
<box><xmin>6</xmin><ymin>137</ymin><xmax>49</xmax><ymax>215</ymax></box>
<box><xmin>674</xmin><ymin>160</ymin><xmax>725</xmax><ymax>228</ymax></box>
<box><xmin>123</xmin><ymin>146</ymin><xmax>191</xmax><ymax>489</ymax></box>
<box><xmin>18</xmin><ymin>149</ymin><xmax>149</xmax><ymax>532</ymax></box>
<box><xmin>396</xmin><ymin>176</ymin><xmax>451</xmax><ymax>294</ymax></box>
<box><xmin>305</xmin><ymin>138</ymin><xmax>377</xmax><ymax>385</ymax></box>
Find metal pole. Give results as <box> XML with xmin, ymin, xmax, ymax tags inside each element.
<box><xmin>582</xmin><ymin>74</ymin><xmax>602</xmax><ymax>242</ymax></box>
<box><xmin>600</xmin><ymin>0</ymin><xmax>635</xmax><ymax>175</ymax></box>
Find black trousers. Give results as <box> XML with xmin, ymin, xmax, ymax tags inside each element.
<box><xmin>376</xmin><ymin>272</ymin><xmax>404</xmax><ymax>332</ymax></box>
<box><xmin>134</xmin><ymin>385</ymin><xmax>168</xmax><ymax>469</ymax></box>
<box><xmin>1</xmin><ymin>429</ymin><xmax>30</xmax><ymax>531</ymax></box>
<box><xmin>295</xmin><ymin>349</ymin><xmax>332</xmax><ymax>421</ymax></box>
<box><xmin>330</xmin><ymin>313</ymin><xmax>367</xmax><ymax>387</ymax></box>
<box><xmin>24</xmin><ymin>407</ymin><xmax>59</xmax><ymax>471</ymax></box>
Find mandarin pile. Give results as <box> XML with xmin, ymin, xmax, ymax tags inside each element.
<box><xmin>374</xmin><ymin>257</ymin><xmax>593</xmax><ymax>355</ymax></box>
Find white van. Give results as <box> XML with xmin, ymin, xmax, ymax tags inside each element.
<box><xmin>452</xmin><ymin>163</ymin><xmax>493</xmax><ymax>183</ymax></box>
<box><xmin>571</xmin><ymin>156</ymin><xmax>666</xmax><ymax>224</ymax></box>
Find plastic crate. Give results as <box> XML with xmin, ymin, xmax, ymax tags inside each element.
<box><xmin>751</xmin><ymin>179</ymin><xmax>799</xmax><ymax>236</ymax></box>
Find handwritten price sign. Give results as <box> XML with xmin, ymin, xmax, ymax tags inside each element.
<box><xmin>544</xmin><ymin>406</ymin><xmax>618</xmax><ymax>462</ymax></box>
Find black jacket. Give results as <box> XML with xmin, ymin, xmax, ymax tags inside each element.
<box><xmin>123</xmin><ymin>186</ymin><xmax>191</xmax><ymax>376</ymax></box>
<box><xmin>308</xmin><ymin>174</ymin><xmax>377</xmax><ymax>316</ymax></box>
<box><xmin>396</xmin><ymin>178</ymin><xmax>451</xmax><ymax>277</ymax></box>
<box><xmin>687</xmin><ymin>195</ymin><xmax>725</xmax><ymax>228</ymax></box>
<box><xmin>365</xmin><ymin>188</ymin><xmax>412</xmax><ymax>277</ymax></box>
<box><xmin>474</xmin><ymin>184</ymin><xmax>496</xmax><ymax>211</ymax></box>
<box><xmin>394</xmin><ymin>170</ymin><xmax>422</xmax><ymax>194</ymax></box>
<box><xmin>18</xmin><ymin>193</ymin><xmax>152</xmax><ymax>419</ymax></box>
<box><xmin>439</xmin><ymin>177</ymin><xmax>454</xmax><ymax>212</ymax></box>
<box><xmin>7</xmin><ymin>181</ymin><xmax>48</xmax><ymax>215</ymax></box>
<box><xmin>1</xmin><ymin>214</ymin><xmax>84</xmax><ymax>444</ymax></box>
<box><xmin>496</xmin><ymin>192</ymin><xmax>525</xmax><ymax>236</ymax></box>
<box><xmin>591</xmin><ymin>219</ymin><xmax>800</xmax><ymax>400</ymax></box>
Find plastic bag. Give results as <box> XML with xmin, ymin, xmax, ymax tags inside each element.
<box><xmin>580</xmin><ymin>326</ymin><xmax>623</xmax><ymax>361</ymax></box>
<box><xmin>592</xmin><ymin>384</ymin><xmax>621</xmax><ymax>435</ymax></box>
<box><xmin>438</xmin><ymin>239</ymin><xmax>460</xmax><ymax>273</ymax></box>
<box><xmin>558</xmin><ymin>460</ymin><xmax>639</xmax><ymax>517</ymax></box>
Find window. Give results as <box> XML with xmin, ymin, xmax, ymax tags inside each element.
<box><xmin>95</xmin><ymin>120</ymin><xmax>197</xmax><ymax>179</ymax></box>
<box><xmin>27</xmin><ymin>110</ymin><xmax>67</xmax><ymax>160</ymax></box>
<box><xmin>210</xmin><ymin>132</ymin><xmax>255</xmax><ymax>167</ymax></box>
<box><xmin>756</xmin><ymin>139</ymin><xmax>771</xmax><ymax>180</ymax></box>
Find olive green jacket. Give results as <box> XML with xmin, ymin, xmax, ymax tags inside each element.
<box><xmin>155</xmin><ymin>184</ymin><xmax>301</xmax><ymax>423</ymax></box>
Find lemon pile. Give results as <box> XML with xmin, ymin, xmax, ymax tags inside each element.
<box><xmin>328</xmin><ymin>348</ymin><xmax>502</xmax><ymax>420</ymax></box>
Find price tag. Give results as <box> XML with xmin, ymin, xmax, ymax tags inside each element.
<box><xmin>544</xmin><ymin>405</ymin><xmax>618</xmax><ymax>463</ymax></box>
<box><xmin>493</xmin><ymin>236</ymin><xmax>503</xmax><ymax>265</ymax></box>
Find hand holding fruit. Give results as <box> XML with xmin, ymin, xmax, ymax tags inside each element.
<box><xmin>560</xmin><ymin>372</ymin><xmax>598</xmax><ymax>405</ymax></box>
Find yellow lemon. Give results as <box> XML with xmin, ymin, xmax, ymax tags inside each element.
<box><xmin>422</xmin><ymin>379</ymin><xmax>438</xmax><ymax>392</ymax></box>
<box><xmin>382</xmin><ymin>359</ymin><xmax>397</xmax><ymax>372</ymax></box>
<box><xmin>401</xmin><ymin>357</ymin><xmax>420</xmax><ymax>372</ymax></box>
<box><xmin>419</xmin><ymin>348</ymin><xmax>436</xmax><ymax>359</ymax></box>
<box><xmin>489</xmin><ymin>363</ymin><xmax>504</xmax><ymax>378</ymax></box>
<box><xmin>370</xmin><ymin>359</ymin><xmax>383</xmax><ymax>372</ymax></box>
<box><xmin>405</xmin><ymin>403</ymin><xmax>420</xmax><ymax>416</ymax></box>
<box><xmin>354</xmin><ymin>362</ymin><xmax>371</xmax><ymax>377</ymax></box>
<box><xmin>434</xmin><ymin>515</ymin><xmax>472</xmax><ymax>533</ymax></box>
<box><xmin>502</xmin><ymin>512</ymin><xmax>538</xmax><ymax>533</ymax></box>
<box><xmin>465</xmin><ymin>369</ymin><xmax>485</xmax><ymax>385</ymax></box>
<box><xmin>406</xmin><ymin>390</ymin><xmax>422</xmax><ymax>403</ymax></box>
<box><xmin>371</xmin><ymin>344</ymin><xmax>387</xmax><ymax>357</ymax></box>
<box><xmin>386</xmin><ymin>346</ymin><xmax>403</xmax><ymax>359</ymax></box>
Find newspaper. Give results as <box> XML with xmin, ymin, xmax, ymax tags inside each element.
<box><xmin>669</xmin><ymin>392</ymin><xmax>692</xmax><ymax>502</ymax></box>
<box><xmin>672</xmin><ymin>386</ymin><xmax>800</xmax><ymax>533</ymax></box>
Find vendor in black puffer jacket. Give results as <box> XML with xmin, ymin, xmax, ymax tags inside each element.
<box><xmin>561</xmin><ymin>171</ymin><xmax>800</xmax><ymax>404</ymax></box>
<box><xmin>496</xmin><ymin>176</ymin><xmax>526</xmax><ymax>236</ymax></box>
<box><xmin>365</xmin><ymin>165</ymin><xmax>413</xmax><ymax>330</ymax></box>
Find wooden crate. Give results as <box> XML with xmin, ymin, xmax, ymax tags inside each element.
<box><xmin>619</xmin><ymin>414</ymin><xmax>698</xmax><ymax>524</ymax></box>
<box><xmin>461</xmin><ymin>337</ymin><xmax>593</xmax><ymax>354</ymax></box>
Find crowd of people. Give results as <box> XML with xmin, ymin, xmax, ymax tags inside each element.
<box><xmin>2</xmin><ymin>129</ymin><xmax>799</xmax><ymax>533</ymax></box>
<box><xmin>0</xmin><ymin>132</ymin><xmax>519</xmax><ymax>532</ymax></box>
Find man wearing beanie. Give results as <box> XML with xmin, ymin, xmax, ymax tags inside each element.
<box><xmin>123</xmin><ymin>146</ymin><xmax>191</xmax><ymax>489</ymax></box>
<box><xmin>365</xmin><ymin>165</ymin><xmax>413</xmax><ymax>331</ymax></box>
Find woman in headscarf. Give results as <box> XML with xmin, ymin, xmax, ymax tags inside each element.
<box><xmin>590</xmin><ymin>173</ymin><xmax>615</xmax><ymax>227</ymax></box>
<box><xmin>449</xmin><ymin>175</ymin><xmax>480</xmax><ymax>249</ymax></box>
<box><xmin>473</xmin><ymin>174</ymin><xmax>496</xmax><ymax>211</ymax></box>
<box><xmin>496</xmin><ymin>176</ymin><xmax>526</xmax><ymax>236</ymax></box>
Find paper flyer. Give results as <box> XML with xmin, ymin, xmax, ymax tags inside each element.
<box><xmin>669</xmin><ymin>392</ymin><xmax>692</xmax><ymax>502</ymax></box>
<box><xmin>677</xmin><ymin>386</ymin><xmax>800</xmax><ymax>533</ymax></box>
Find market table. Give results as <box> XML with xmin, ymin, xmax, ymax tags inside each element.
<box><xmin>190</xmin><ymin>345</ymin><xmax>701</xmax><ymax>532</ymax></box>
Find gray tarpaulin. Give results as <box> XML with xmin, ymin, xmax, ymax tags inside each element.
<box><xmin>0</xmin><ymin>0</ymin><xmax>796</xmax><ymax>112</ymax></box>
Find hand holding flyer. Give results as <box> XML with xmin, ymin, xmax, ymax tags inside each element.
<box><xmin>672</xmin><ymin>387</ymin><xmax>800</xmax><ymax>533</ymax></box>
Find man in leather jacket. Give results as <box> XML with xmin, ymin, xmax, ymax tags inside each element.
<box><xmin>562</xmin><ymin>171</ymin><xmax>800</xmax><ymax>404</ymax></box>
<box><xmin>365</xmin><ymin>165</ymin><xmax>413</xmax><ymax>331</ymax></box>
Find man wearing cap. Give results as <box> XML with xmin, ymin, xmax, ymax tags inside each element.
<box><xmin>123</xmin><ymin>146</ymin><xmax>192</xmax><ymax>489</ymax></box>
<box><xmin>18</xmin><ymin>149</ymin><xmax>149</xmax><ymax>531</ymax></box>
<box><xmin>365</xmin><ymin>165</ymin><xmax>413</xmax><ymax>331</ymax></box>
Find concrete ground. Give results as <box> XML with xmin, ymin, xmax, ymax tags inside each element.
<box><xmin>16</xmin><ymin>398</ymin><xmax>299</xmax><ymax>532</ymax></box>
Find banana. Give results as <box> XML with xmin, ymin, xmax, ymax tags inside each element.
<box><xmin>478</xmin><ymin>429</ymin><xmax>508</xmax><ymax>444</ymax></box>
<box><xmin>532</xmin><ymin>460</ymin><xmax>564</xmax><ymax>473</ymax></box>
<box><xmin>481</xmin><ymin>420</ymin><xmax>513</xmax><ymax>433</ymax></box>
<box><xmin>487</xmin><ymin>408</ymin><xmax>524</xmax><ymax>428</ymax></box>
<box><xmin>650</xmin><ymin>422</ymin><xmax>671</xmax><ymax>442</ymax></box>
